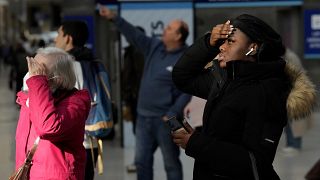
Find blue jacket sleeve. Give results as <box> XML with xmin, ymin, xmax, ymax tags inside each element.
<box><xmin>166</xmin><ymin>90</ymin><xmax>191</xmax><ymax>118</ymax></box>
<box><xmin>113</xmin><ymin>15</ymin><xmax>157</xmax><ymax>57</ymax></box>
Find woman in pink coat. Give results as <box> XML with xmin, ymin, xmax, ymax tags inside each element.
<box><xmin>15</xmin><ymin>47</ymin><xmax>91</xmax><ymax>179</ymax></box>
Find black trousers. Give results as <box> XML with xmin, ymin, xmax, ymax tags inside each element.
<box><xmin>85</xmin><ymin>148</ymin><xmax>98</xmax><ymax>180</ymax></box>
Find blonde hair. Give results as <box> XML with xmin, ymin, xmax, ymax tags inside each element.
<box><xmin>37</xmin><ymin>47</ymin><xmax>76</xmax><ymax>90</ymax></box>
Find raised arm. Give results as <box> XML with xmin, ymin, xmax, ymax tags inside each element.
<box><xmin>99</xmin><ymin>5</ymin><xmax>155</xmax><ymax>55</ymax></box>
<box><xmin>172</xmin><ymin>33</ymin><xmax>221</xmax><ymax>99</ymax></box>
<box><xmin>172</xmin><ymin>20</ymin><xmax>233</xmax><ymax>99</ymax></box>
<box><xmin>27</xmin><ymin>76</ymin><xmax>90</xmax><ymax>142</ymax></box>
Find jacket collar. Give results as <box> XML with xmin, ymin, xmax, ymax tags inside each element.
<box><xmin>68</xmin><ymin>47</ymin><xmax>95</xmax><ymax>61</ymax></box>
<box><xmin>225</xmin><ymin>60</ymin><xmax>286</xmax><ymax>81</ymax></box>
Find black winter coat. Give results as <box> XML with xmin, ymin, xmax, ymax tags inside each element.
<box><xmin>172</xmin><ymin>34</ymin><xmax>289</xmax><ymax>180</ymax></box>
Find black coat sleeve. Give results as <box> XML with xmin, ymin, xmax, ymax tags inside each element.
<box><xmin>172</xmin><ymin>33</ymin><xmax>221</xmax><ymax>99</ymax></box>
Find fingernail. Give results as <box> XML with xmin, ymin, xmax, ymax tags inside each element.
<box><xmin>226</xmin><ymin>20</ymin><xmax>230</xmax><ymax>24</ymax></box>
<box><xmin>229</xmin><ymin>28</ymin><xmax>236</xmax><ymax>34</ymax></box>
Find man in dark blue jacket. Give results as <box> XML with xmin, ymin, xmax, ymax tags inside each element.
<box><xmin>100</xmin><ymin>6</ymin><xmax>191</xmax><ymax>180</ymax></box>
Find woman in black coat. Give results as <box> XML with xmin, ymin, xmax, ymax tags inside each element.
<box><xmin>172</xmin><ymin>14</ymin><xmax>290</xmax><ymax>180</ymax></box>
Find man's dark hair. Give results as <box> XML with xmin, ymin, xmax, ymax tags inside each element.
<box><xmin>177</xmin><ymin>22</ymin><xmax>189</xmax><ymax>44</ymax></box>
<box><xmin>61</xmin><ymin>20</ymin><xmax>89</xmax><ymax>47</ymax></box>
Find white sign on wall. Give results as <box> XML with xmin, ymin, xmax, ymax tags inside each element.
<box><xmin>120</xmin><ymin>2</ymin><xmax>194</xmax><ymax>48</ymax></box>
<box><xmin>311</xmin><ymin>14</ymin><xmax>320</xmax><ymax>30</ymax></box>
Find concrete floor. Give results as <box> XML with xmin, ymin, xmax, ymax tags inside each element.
<box><xmin>1</xmin><ymin>65</ymin><xmax>320</xmax><ymax>180</ymax></box>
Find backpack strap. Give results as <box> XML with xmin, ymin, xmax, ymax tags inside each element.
<box><xmin>87</xmin><ymin>134</ymin><xmax>104</xmax><ymax>175</ymax></box>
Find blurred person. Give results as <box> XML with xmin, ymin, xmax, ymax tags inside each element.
<box><xmin>122</xmin><ymin>26</ymin><xmax>145</xmax><ymax>134</ymax></box>
<box><xmin>2</xmin><ymin>40</ymin><xmax>14</xmax><ymax>65</ymax></box>
<box><xmin>172</xmin><ymin>14</ymin><xmax>316</xmax><ymax>179</ymax></box>
<box><xmin>1</xmin><ymin>41</ymin><xmax>15</xmax><ymax>91</ymax></box>
<box><xmin>13</xmin><ymin>43</ymin><xmax>29</xmax><ymax>95</ymax></box>
<box><xmin>29</xmin><ymin>39</ymin><xmax>46</xmax><ymax>53</ymax></box>
<box><xmin>20</xmin><ymin>33</ymin><xmax>33</xmax><ymax>55</ymax></box>
<box><xmin>54</xmin><ymin>20</ymin><xmax>112</xmax><ymax>180</ymax></box>
<box><xmin>0</xmin><ymin>41</ymin><xmax>3</xmax><ymax>71</ymax></box>
<box><xmin>100</xmin><ymin>5</ymin><xmax>191</xmax><ymax>180</ymax></box>
<box><xmin>282</xmin><ymin>48</ymin><xmax>315</xmax><ymax>155</ymax></box>
<box><xmin>122</xmin><ymin>26</ymin><xmax>145</xmax><ymax>173</ymax></box>
<box><xmin>29</xmin><ymin>39</ymin><xmax>46</xmax><ymax>54</ymax></box>
<box><xmin>15</xmin><ymin>47</ymin><xmax>91</xmax><ymax>179</ymax></box>
<box><xmin>38</xmin><ymin>39</ymin><xmax>46</xmax><ymax>49</ymax></box>
<box><xmin>30</xmin><ymin>39</ymin><xmax>38</xmax><ymax>54</ymax></box>
<box><xmin>7</xmin><ymin>42</ymin><xmax>28</xmax><ymax>95</ymax></box>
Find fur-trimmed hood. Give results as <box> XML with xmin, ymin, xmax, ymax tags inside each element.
<box><xmin>285</xmin><ymin>61</ymin><xmax>317</xmax><ymax>121</ymax></box>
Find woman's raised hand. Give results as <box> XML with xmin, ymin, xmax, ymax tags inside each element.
<box><xmin>99</xmin><ymin>4</ymin><xmax>116</xmax><ymax>20</ymax></box>
<box><xmin>209</xmin><ymin>20</ymin><xmax>234</xmax><ymax>47</ymax></box>
<box><xmin>26</xmin><ymin>56</ymin><xmax>47</xmax><ymax>78</ymax></box>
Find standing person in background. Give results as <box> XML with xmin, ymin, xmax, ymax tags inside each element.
<box><xmin>122</xmin><ymin>26</ymin><xmax>145</xmax><ymax>173</ymax></box>
<box><xmin>15</xmin><ymin>47</ymin><xmax>91</xmax><ymax>179</ymax></box>
<box><xmin>54</xmin><ymin>20</ymin><xmax>113</xmax><ymax>180</ymax></box>
<box><xmin>20</xmin><ymin>33</ymin><xmax>33</xmax><ymax>55</ymax></box>
<box><xmin>282</xmin><ymin>48</ymin><xmax>315</xmax><ymax>155</ymax></box>
<box><xmin>171</xmin><ymin>14</ymin><xmax>316</xmax><ymax>179</ymax></box>
<box><xmin>37</xmin><ymin>39</ymin><xmax>46</xmax><ymax>49</ymax></box>
<box><xmin>122</xmin><ymin>26</ymin><xmax>145</xmax><ymax>135</ymax></box>
<box><xmin>0</xmin><ymin>41</ymin><xmax>3</xmax><ymax>72</ymax></box>
<box><xmin>100</xmin><ymin>5</ymin><xmax>191</xmax><ymax>180</ymax></box>
<box><xmin>13</xmin><ymin>43</ymin><xmax>29</xmax><ymax>95</ymax></box>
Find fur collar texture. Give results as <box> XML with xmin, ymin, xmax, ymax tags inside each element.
<box><xmin>285</xmin><ymin>62</ymin><xmax>317</xmax><ymax>121</ymax></box>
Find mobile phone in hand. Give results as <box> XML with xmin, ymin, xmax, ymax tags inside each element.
<box><xmin>182</xmin><ymin>117</ymin><xmax>193</xmax><ymax>133</ymax></box>
<box><xmin>166</xmin><ymin>116</ymin><xmax>184</xmax><ymax>132</ymax></box>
